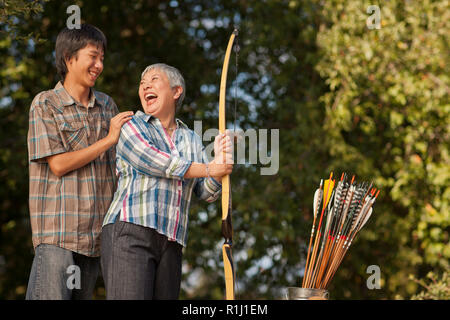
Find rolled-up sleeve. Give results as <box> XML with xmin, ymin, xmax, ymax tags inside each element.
<box><xmin>193</xmin><ymin>138</ymin><xmax>222</xmax><ymax>202</ymax></box>
<box><xmin>117</xmin><ymin>119</ymin><xmax>192</xmax><ymax>179</ymax></box>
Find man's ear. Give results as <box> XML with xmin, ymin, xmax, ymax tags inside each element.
<box><xmin>65</xmin><ymin>52</ymin><xmax>77</xmax><ymax>70</ymax></box>
<box><xmin>64</xmin><ymin>56</ymin><xmax>73</xmax><ymax>73</ymax></box>
<box><xmin>173</xmin><ymin>86</ymin><xmax>183</xmax><ymax>100</ymax></box>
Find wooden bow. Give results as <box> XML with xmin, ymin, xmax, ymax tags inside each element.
<box><xmin>219</xmin><ymin>28</ymin><xmax>238</xmax><ymax>300</ymax></box>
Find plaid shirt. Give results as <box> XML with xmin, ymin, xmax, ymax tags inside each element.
<box><xmin>103</xmin><ymin>110</ymin><xmax>222</xmax><ymax>247</ymax></box>
<box><xmin>28</xmin><ymin>82</ymin><xmax>118</xmax><ymax>257</ymax></box>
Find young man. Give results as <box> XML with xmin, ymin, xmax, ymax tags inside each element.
<box><xmin>101</xmin><ymin>63</ymin><xmax>233</xmax><ymax>299</ymax></box>
<box><xmin>26</xmin><ymin>24</ymin><xmax>133</xmax><ymax>300</ymax></box>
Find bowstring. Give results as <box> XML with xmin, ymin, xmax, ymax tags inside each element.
<box><xmin>234</xmin><ymin>35</ymin><xmax>239</xmax><ymax>133</ymax></box>
<box><xmin>232</xmin><ymin>28</ymin><xmax>240</xmax><ymax>299</ymax></box>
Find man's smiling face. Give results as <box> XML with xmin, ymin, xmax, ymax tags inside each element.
<box><xmin>66</xmin><ymin>43</ymin><xmax>104</xmax><ymax>88</ymax></box>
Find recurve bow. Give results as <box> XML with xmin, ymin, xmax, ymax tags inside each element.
<box><xmin>219</xmin><ymin>28</ymin><xmax>238</xmax><ymax>300</ymax></box>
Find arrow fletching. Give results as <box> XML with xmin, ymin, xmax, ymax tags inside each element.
<box><xmin>322</xmin><ymin>178</ymin><xmax>335</xmax><ymax>209</ymax></box>
<box><xmin>313</xmin><ymin>180</ymin><xmax>324</xmax><ymax>220</ymax></box>
<box><xmin>357</xmin><ymin>207</ymin><xmax>373</xmax><ymax>232</ymax></box>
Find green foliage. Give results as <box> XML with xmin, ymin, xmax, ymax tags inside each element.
<box><xmin>0</xmin><ymin>0</ymin><xmax>48</xmax><ymax>42</ymax></box>
<box><xmin>0</xmin><ymin>0</ymin><xmax>448</xmax><ymax>300</ymax></box>
<box><xmin>410</xmin><ymin>270</ymin><xmax>450</xmax><ymax>300</ymax></box>
<box><xmin>315</xmin><ymin>0</ymin><xmax>449</xmax><ymax>299</ymax></box>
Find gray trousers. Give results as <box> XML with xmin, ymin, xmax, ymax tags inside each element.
<box><xmin>100</xmin><ymin>220</ymin><xmax>183</xmax><ymax>300</ymax></box>
<box><xmin>25</xmin><ymin>244</ymin><xmax>100</xmax><ymax>300</ymax></box>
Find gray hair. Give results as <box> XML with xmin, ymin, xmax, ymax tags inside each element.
<box><xmin>141</xmin><ymin>63</ymin><xmax>185</xmax><ymax>111</ymax></box>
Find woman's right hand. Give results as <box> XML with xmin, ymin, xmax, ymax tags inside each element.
<box><xmin>213</xmin><ymin>130</ymin><xmax>233</xmax><ymax>164</ymax></box>
<box><xmin>208</xmin><ymin>159</ymin><xmax>233</xmax><ymax>179</ymax></box>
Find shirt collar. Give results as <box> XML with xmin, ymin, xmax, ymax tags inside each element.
<box><xmin>54</xmin><ymin>81</ymin><xmax>102</xmax><ymax>108</ymax></box>
<box><xmin>135</xmin><ymin>110</ymin><xmax>188</xmax><ymax>129</ymax></box>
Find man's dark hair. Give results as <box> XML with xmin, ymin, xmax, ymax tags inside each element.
<box><xmin>55</xmin><ymin>23</ymin><xmax>107</xmax><ymax>82</ymax></box>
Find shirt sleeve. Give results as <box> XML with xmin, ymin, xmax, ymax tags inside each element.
<box><xmin>117</xmin><ymin>119</ymin><xmax>192</xmax><ymax>179</ymax></box>
<box><xmin>110</xmin><ymin>97</ymin><xmax>120</xmax><ymax>116</ymax></box>
<box><xmin>27</xmin><ymin>93</ymin><xmax>66</xmax><ymax>163</ymax></box>
<box><xmin>106</xmin><ymin>97</ymin><xmax>120</xmax><ymax>180</ymax></box>
<box><xmin>193</xmin><ymin>136</ymin><xmax>222</xmax><ymax>202</ymax></box>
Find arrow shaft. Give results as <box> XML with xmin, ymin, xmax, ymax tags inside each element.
<box><xmin>304</xmin><ymin>174</ymin><xmax>333</xmax><ymax>287</ymax></box>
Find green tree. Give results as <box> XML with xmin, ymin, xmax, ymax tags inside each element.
<box><xmin>0</xmin><ymin>0</ymin><xmax>49</xmax><ymax>299</ymax></box>
<box><xmin>0</xmin><ymin>0</ymin><xmax>448</xmax><ymax>300</ymax></box>
<box><xmin>315</xmin><ymin>0</ymin><xmax>449</xmax><ymax>298</ymax></box>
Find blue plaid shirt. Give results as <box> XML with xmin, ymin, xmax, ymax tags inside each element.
<box><xmin>103</xmin><ymin>110</ymin><xmax>222</xmax><ymax>246</ymax></box>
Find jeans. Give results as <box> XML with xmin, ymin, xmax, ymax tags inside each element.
<box><xmin>25</xmin><ymin>244</ymin><xmax>100</xmax><ymax>300</ymax></box>
<box><xmin>101</xmin><ymin>220</ymin><xmax>183</xmax><ymax>300</ymax></box>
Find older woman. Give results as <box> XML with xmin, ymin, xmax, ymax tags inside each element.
<box><xmin>101</xmin><ymin>63</ymin><xmax>233</xmax><ymax>299</ymax></box>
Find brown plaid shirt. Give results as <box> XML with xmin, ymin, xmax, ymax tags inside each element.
<box><xmin>28</xmin><ymin>82</ymin><xmax>119</xmax><ymax>257</ymax></box>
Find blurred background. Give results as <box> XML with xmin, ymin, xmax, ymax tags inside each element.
<box><xmin>0</xmin><ymin>0</ymin><xmax>448</xmax><ymax>299</ymax></box>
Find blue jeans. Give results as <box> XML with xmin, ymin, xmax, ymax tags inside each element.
<box><xmin>101</xmin><ymin>221</ymin><xmax>183</xmax><ymax>300</ymax></box>
<box><xmin>25</xmin><ymin>244</ymin><xmax>100</xmax><ymax>300</ymax></box>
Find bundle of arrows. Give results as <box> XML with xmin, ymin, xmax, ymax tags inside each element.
<box><xmin>302</xmin><ymin>172</ymin><xmax>380</xmax><ymax>289</ymax></box>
